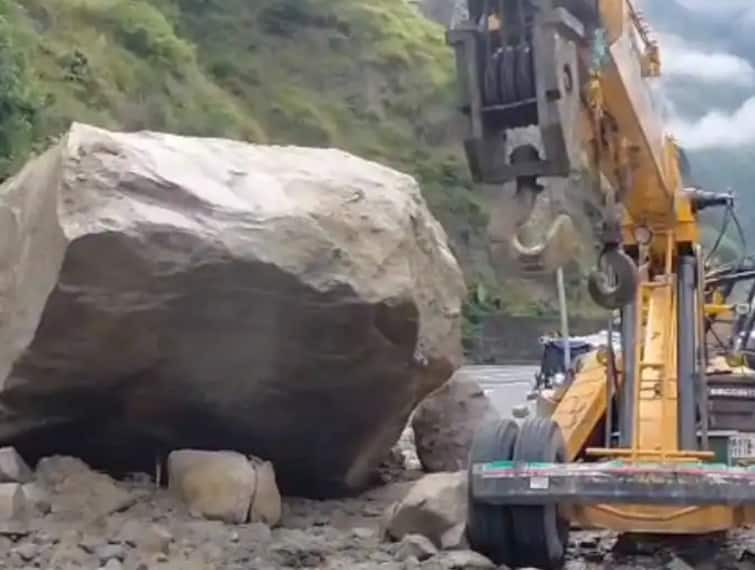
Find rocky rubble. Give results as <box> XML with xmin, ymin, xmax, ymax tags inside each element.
<box><xmin>0</xmin><ymin>122</ymin><xmax>466</xmax><ymax>498</ymax></box>
<box><xmin>0</xmin><ymin>441</ymin><xmax>752</xmax><ymax>570</ymax></box>
<box><xmin>0</xmin><ymin>448</ymin><xmax>488</xmax><ymax>570</ymax></box>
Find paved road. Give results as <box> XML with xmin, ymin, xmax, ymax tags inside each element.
<box><xmin>457</xmin><ymin>364</ymin><xmax>539</xmax><ymax>419</ymax></box>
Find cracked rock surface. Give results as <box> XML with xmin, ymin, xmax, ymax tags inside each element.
<box><xmin>0</xmin><ymin>123</ymin><xmax>465</xmax><ymax>498</ymax></box>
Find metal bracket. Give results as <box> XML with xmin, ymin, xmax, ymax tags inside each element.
<box><xmin>471</xmin><ymin>461</ymin><xmax>755</xmax><ymax>506</ymax></box>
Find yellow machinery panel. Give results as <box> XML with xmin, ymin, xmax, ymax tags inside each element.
<box><xmin>451</xmin><ymin>0</ymin><xmax>755</xmax><ymax>567</ymax></box>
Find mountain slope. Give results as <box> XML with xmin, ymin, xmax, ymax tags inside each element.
<box><xmin>6</xmin><ymin>0</ymin><xmax>457</xmax><ymax>169</ymax></box>
<box><xmin>1</xmin><ymin>0</ymin><xmax>601</xmax><ymax>321</ymax></box>
<box><xmin>1</xmin><ymin>0</ymin><xmax>501</xmax><ymax>274</ymax></box>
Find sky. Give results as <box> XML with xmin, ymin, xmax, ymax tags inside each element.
<box><xmin>674</xmin><ymin>0</ymin><xmax>755</xmax><ymax>23</ymax></box>
<box><xmin>646</xmin><ymin>0</ymin><xmax>755</xmax><ymax>150</ymax></box>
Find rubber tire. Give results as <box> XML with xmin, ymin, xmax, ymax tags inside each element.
<box><xmin>498</xmin><ymin>46</ymin><xmax>517</xmax><ymax>104</ymax></box>
<box><xmin>511</xmin><ymin>418</ymin><xmax>569</xmax><ymax>570</ymax></box>
<box><xmin>466</xmin><ymin>418</ymin><xmax>519</xmax><ymax>566</ymax></box>
<box><xmin>515</xmin><ymin>45</ymin><xmax>535</xmax><ymax>100</ymax></box>
<box><xmin>485</xmin><ymin>49</ymin><xmax>503</xmax><ymax>105</ymax></box>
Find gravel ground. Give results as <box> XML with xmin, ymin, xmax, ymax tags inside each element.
<box><xmin>4</xmin><ymin>454</ymin><xmax>755</xmax><ymax>570</ymax></box>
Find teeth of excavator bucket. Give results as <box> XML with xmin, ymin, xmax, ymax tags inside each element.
<box><xmin>470</xmin><ymin>460</ymin><xmax>755</xmax><ymax>507</ymax></box>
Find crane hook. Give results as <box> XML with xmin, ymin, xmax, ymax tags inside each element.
<box><xmin>587</xmin><ymin>248</ymin><xmax>638</xmax><ymax>310</ymax></box>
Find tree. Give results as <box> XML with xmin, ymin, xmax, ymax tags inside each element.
<box><xmin>0</xmin><ymin>13</ymin><xmax>39</xmax><ymax>180</ymax></box>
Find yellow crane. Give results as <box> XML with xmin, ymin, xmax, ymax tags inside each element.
<box><xmin>448</xmin><ymin>1</ymin><xmax>755</xmax><ymax>568</ymax></box>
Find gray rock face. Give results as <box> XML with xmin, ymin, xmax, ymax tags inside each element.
<box><xmin>412</xmin><ymin>374</ymin><xmax>495</xmax><ymax>472</ymax></box>
<box><xmin>0</xmin><ymin>123</ymin><xmax>465</xmax><ymax>497</ymax></box>
<box><xmin>0</xmin><ymin>483</ymin><xmax>25</xmax><ymax>522</ymax></box>
<box><xmin>383</xmin><ymin>472</ymin><xmax>467</xmax><ymax>549</ymax></box>
<box><xmin>0</xmin><ymin>447</ymin><xmax>32</xmax><ymax>483</ymax></box>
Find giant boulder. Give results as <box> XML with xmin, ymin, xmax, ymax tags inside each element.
<box><xmin>0</xmin><ymin>123</ymin><xmax>465</xmax><ymax>497</ymax></box>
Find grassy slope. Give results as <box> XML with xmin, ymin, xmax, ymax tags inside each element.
<box><xmin>2</xmin><ymin>0</ymin><xmax>593</xmax><ymax>325</ymax></box>
<box><xmin>6</xmin><ymin>1</ymin><xmax>481</xmax><ymax>249</ymax></box>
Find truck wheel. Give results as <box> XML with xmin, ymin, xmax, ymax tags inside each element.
<box><xmin>466</xmin><ymin>417</ymin><xmax>519</xmax><ymax>566</ymax></box>
<box><xmin>511</xmin><ymin>418</ymin><xmax>569</xmax><ymax>570</ymax></box>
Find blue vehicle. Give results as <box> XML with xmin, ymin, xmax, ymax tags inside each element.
<box><xmin>534</xmin><ymin>336</ymin><xmax>595</xmax><ymax>390</ymax></box>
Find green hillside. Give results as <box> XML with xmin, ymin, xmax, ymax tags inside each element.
<box><xmin>4</xmin><ymin>0</ymin><xmax>583</xmax><ymax>322</ymax></box>
<box><xmin>3</xmin><ymin>0</ymin><xmax>458</xmax><ymax>179</ymax></box>
<box><xmin>3</xmin><ymin>0</ymin><xmax>485</xmax><ymax>256</ymax></box>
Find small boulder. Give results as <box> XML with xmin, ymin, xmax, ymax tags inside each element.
<box><xmin>394</xmin><ymin>427</ymin><xmax>422</xmax><ymax>471</ymax></box>
<box><xmin>248</xmin><ymin>456</ymin><xmax>282</xmax><ymax>526</ymax></box>
<box><xmin>424</xmin><ymin>550</ymin><xmax>496</xmax><ymax>569</ymax></box>
<box><xmin>96</xmin><ymin>543</ymin><xmax>126</xmax><ymax>564</ymax></box>
<box><xmin>396</xmin><ymin>534</ymin><xmax>438</xmax><ymax>562</ymax></box>
<box><xmin>0</xmin><ymin>484</ymin><xmax>26</xmax><ymax>521</ymax></box>
<box><xmin>0</xmin><ymin>448</ymin><xmax>32</xmax><ymax>484</ymax></box>
<box><xmin>412</xmin><ymin>374</ymin><xmax>495</xmax><ymax>472</ymax></box>
<box><xmin>383</xmin><ymin>472</ymin><xmax>466</xmax><ymax>549</ymax></box>
<box><xmin>169</xmin><ymin>450</ymin><xmax>260</xmax><ymax>524</ymax></box>
<box><xmin>100</xmin><ymin>560</ymin><xmax>124</xmax><ymax>570</ymax></box>
<box><xmin>36</xmin><ymin>456</ymin><xmax>136</xmax><ymax>520</ymax></box>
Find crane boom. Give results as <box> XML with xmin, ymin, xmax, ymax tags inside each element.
<box><xmin>451</xmin><ymin>3</ymin><xmax>755</xmax><ymax>568</ymax></box>
<box><xmin>596</xmin><ymin>1</ymin><xmax>682</xmax><ymax>225</ymax></box>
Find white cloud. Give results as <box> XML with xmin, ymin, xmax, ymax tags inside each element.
<box><xmin>673</xmin><ymin>0</ymin><xmax>753</xmax><ymax>15</ymax></box>
<box><xmin>660</xmin><ymin>34</ymin><xmax>755</xmax><ymax>87</ymax></box>
<box><xmin>672</xmin><ymin>0</ymin><xmax>755</xmax><ymax>26</ymax></box>
<box><xmin>669</xmin><ymin>97</ymin><xmax>755</xmax><ymax>150</ymax></box>
<box><xmin>649</xmin><ymin>81</ymin><xmax>677</xmax><ymax>119</ymax></box>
